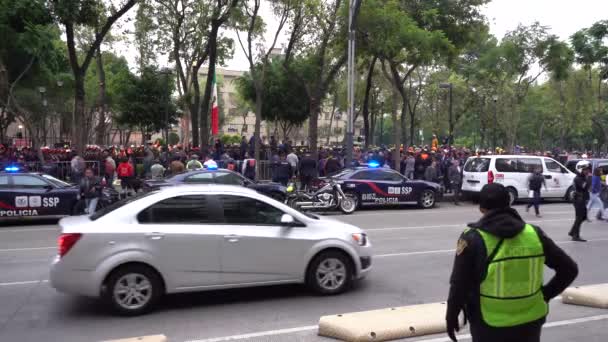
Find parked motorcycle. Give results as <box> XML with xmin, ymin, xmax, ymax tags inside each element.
<box><xmin>285</xmin><ymin>179</ymin><xmax>357</xmax><ymax>214</ymax></box>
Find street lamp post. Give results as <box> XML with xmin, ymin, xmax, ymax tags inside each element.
<box><xmin>346</xmin><ymin>0</ymin><xmax>361</xmax><ymax>167</ymax></box>
<box><xmin>439</xmin><ymin>83</ymin><xmax>453</xmax><ymax>145</ymax></box>
<box><xmin>492</xmin><ymin>95</ymin><xmax>498</xmax><ymax>151</ymax></box>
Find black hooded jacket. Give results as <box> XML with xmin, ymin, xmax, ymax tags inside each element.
<box><xmin>447</xmin><ymin>208</ymin><xmax>578</xmax><ymax>330</ymax></box>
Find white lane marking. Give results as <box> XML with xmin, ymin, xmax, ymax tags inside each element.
<box><xmin>0</xmin><ymin>227</ymin><xmax>57</xmax><ymax>233</ymax></box>
<box><xmin>0</xmin><ymin>247</ymin><xmax>55</xmax><ymax>252</ymax></box>
<box><xmin>184</xmin><ymin>325</ymin><xmax>318</xmax><ymax>342</ymax></box>
<box><xmin>186</xmin><ymin>313</ymin><xmax>608</xmax><ymax>342</ymax></box>
<box><xmin>366</xmin><ymin>218</ymin><xmax>573</xmax><ymax>232</ymax></box>
<box><xmin>349</xmin><ymin>208</ymin><xmax>572</xmax><ymax>218</ymax></box>
<box><xmin>374</xmin><ymin>237</ymin><xmax>608</xmax><ymax>258</ymax></box>
<box><xmin>0</xmin><ymin>280</ymin><xmax>48</xmax><ymax>287</ymax></box>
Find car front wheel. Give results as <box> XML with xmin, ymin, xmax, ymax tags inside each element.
<box><xmin>419</xmin><ymin>190</ymin><xmax>436</xmax><ymax>209</ymax></box>
<box><xmin>103</xmin><ymin>265</ymin><xmax>162</xmax><ymax>316</ymax></box>
<box><xmin>307</xmin><ymin>251</ymin><xmax>353</xmax><ymax>295</ymax></box>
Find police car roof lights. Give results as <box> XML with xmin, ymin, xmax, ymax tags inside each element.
<box><xmin>368</xmin><ymin>161</ymin><xmax>380</xmax><ymax>168</ymax></box>
<box><xmin>205</xmin><ymin>165</ymin><xmax>218</xmax><ymax>170</ymax></box>
<box><xmin>4</xmin><ymin>166</ymin><xmax>20</xmax><ymax>172</ymax></box>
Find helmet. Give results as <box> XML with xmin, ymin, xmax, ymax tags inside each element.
<box><xmin>575</xmin><ymin>160</ymin><xmax>591</xmax><ymax>174</ymax></box>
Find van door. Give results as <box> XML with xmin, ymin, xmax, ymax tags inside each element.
<box><xmin>544</xmin><ymin>158</ymin><xmax>573</xmax><ymax>199</ymax></box>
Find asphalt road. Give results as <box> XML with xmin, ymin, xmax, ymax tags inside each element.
<box><xmin>0</xmin><ymin>201</ymin><xmax>607</xmax><ymax>342</ymax></box>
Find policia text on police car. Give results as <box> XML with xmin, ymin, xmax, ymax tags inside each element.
<box><xmin>445</xmin><ymin>183</ymin><xmax>578</xmax><ymax>342</ymax></box>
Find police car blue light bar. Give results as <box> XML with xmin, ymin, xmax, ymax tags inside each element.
<box><xmin>368</xmin><ymin>161</ymin><xmax>380</xmax><ymax>168</ymax></box>
<box><xmin>4</xmin><ymin>166</ymin><xmax>19</xmax><ymax>172</ymax></box>
<box><xmin>205</xmin><ymin>165</ymin><xmax>218</xmax><ymax>170</ymax></box>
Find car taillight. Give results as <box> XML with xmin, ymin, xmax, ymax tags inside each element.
<box><xmin>58</xmin><ymin>233</ymin><xmax>82</xmax><ymax>257</ymax></box>
<box><xmin>488</xmin><ymin>170</ymin><xmax>494</xmax><ymax>184</ymax></box>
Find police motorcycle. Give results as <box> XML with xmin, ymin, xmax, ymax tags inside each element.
<box><xmin>285</xmin><ymin>178</ymin><xmax>357</xmax><ymax>214</ymax></box>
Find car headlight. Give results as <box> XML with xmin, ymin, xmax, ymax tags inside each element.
<box><xmin>352</xmin><ymin>233</ymin><xmax>368</xmax><ymax>246</ymax></box>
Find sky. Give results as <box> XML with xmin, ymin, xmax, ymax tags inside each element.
<box><xmin>112</xmin><ymin>0</ymin><xmax>608</xmax><ymax>72</ymax></box>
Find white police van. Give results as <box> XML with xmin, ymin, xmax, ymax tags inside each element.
<box><xmin>461</xmin><ymin>155</ymin><xmax>576</xmax><ymax>204</ymax></box>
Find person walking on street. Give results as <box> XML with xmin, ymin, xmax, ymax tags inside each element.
<box><xmin>79</xmin><ymin>168</ymin><xmax>102</xmax><ymax>214</ymax></box>
<box><xmin>424</xmin><ymin>160</ymin><xmax>440</xmax><ymax>183</ymax></box>
<box><xmin>526</xmin><ymin>167</ymin><xmax>547</xmax><ymax>218</ymax></box>
<box><xmin>569</xmin><ymin>161</ymin><xmax>592</xmax><ymax>242</ymax></box>
<box><xmin>586</xmin><ymin>167</ymin><xmax>605</xmax><ymax>220</ymax></box>
<box><xmin>446</xmin><ymin>183</ymin><xmax>578</xmax><ymax>342</ymax></box>
<box><xmin>116</xmin><ymin>158</ymin><xmax>135</xmax><ymax>198</ymax></box>
<box><xmin>449</xmin><ymin>159</ymin><xmax>463</xmax><ymax>205</ymax></box>
<box><xmin>404</xmin><ymin>153</ymin><xmax>416</xmax><ymax>179</ymax></box>
<box><xmin>299</xmin><ymin>152</ymin><xmax>317</xmax><ymax>190</ymax></box>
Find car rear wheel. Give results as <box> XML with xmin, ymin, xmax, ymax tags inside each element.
<box><xmin>419</xmin><ymin>190</ymin><xmax>436</xmax><ymax>209</ymax></box>
<box><xmin>307</xmin><ymin>251</ymin><xmax>353</xmax><ymax>295</ymax></box>
<box><xmin>103</xmin><ymin>265</ymin><xmax>162</xmax><ymax>316</ymax></box>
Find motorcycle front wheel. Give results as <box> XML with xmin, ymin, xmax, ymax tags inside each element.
<box><xmin>338</xmin><ymin>194</ymin><xmax>357</xmax><ymax>214</ymax></box>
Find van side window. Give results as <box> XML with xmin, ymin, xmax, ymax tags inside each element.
<box><xmin>495</xmin><ymin>158</ymin><xmax>517</xmax><ymax>172</ymax></box>
<box><xmin>517</xmin><ymin>158</ymin><xmax>543</xmax><ymax>173</ymax></box>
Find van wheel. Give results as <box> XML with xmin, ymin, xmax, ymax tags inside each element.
<box><xmin>507</xmin><ymin>188</ymin><xmax>518</xmax><ymax>206</ymax></box>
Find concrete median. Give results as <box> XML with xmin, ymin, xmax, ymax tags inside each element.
<box><xmin>318</xmin><ymin>302</ymin><xmax>449</xmax><ymax>342</ymax></box>
<box><xmin>562</xmin><ymin>283</ymin><xmax>608</xmax><ymax>309</ymax></box>
<box><xmin>103</xmin><ymin>335</ymin><xmax>167</xmax><ymax>342</ymax></box>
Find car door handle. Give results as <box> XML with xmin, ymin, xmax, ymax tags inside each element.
<box><xmin>224</xmin><ymin>235</ymin><xmax>241</xmax><ymax>243</ymax></box>
<box><xmin>145</xmin><ymin>232</ymin><xmax>165</xmax><ymax>240</ymax></box>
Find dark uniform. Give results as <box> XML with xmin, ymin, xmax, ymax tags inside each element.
<box><xmin>446</xmin><ymin>184</ymin><xmax>578</xmax><ymax>342</ymax></box>
<box><xmin>569</xmin><ymin>170</ymin><xmax>591</xmax><ymax>241</ymax></box>
<box><xmin>272</xmin><ymin>160</ymin><xmax>293</xmax><ymax>186</ymax></box>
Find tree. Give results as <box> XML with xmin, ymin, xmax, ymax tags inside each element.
<box><xmin>237</xmin><ymin>58</ymin><xmax>309</xmax><ymax>140</ymax></box>
<box><xmin>282</xmin><ymin>0</ymin><xmax>347</xmax><ymax>159</ymax></box>
<box><xmin>50</xmin><ymin>0</ymin><xmax>137</xmax><ymax>151</ymax></box>
<box><xmin>236</xmin><ymin>0</ymin><xmax>292</xmax><ymax>164</ymax></box>
<box><xmin>115</xmin><ymin>66</ymin><xmax>179</xmax><ymax>144</ymax></box>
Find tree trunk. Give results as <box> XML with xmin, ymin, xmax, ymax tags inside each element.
<box><xmin>391</xmin><ymin>87</ymin><xmax>401</xmax><ymax>170</ymax></box>
<box><xmin>200</xmin><ymin>24</ymin><xmax>220</xmax><ymax>149</ymax></box>
<box><xmin>326</xmin><ymin>93</ymin><xmax>337</xmax><ymax>146</ymax></box>
<box><xmin>254</xmin><ymin>81</ymin><xmax>263</xmax><ymax>175</ymax></box>
<box><xmin>362</xmin><ymin>57</ymin><xmax>377</xmax><ymax>149</ymax></box>
<box><xmin>95</xmin><ymin>47</ymin><xmax>107</xmax><ymax>145</ymax></box>
<box><xmin>72</xmin><ymin>72</ymin><xmax>86</xmax><ymax>152</ymax></box>
<box><xmin>309</xmin><ymin>96</ymin><xmax>321</xmax><ymax>160</ymax></box>
<box><xmin>190</xmin><ymin>69</ymin><xmax>201</xmax><ymax>147</ymax></box>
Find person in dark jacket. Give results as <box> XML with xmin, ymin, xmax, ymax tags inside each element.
<box><xmin>240</xmin><ymin>136</ymin><xmax>248</xmax><ymax>160</ymax></box>
<box><xmin>79</xmin><ymin>168</ymin><xmax>102</xmax><ymax>214</ymax></box>
<box><xmin>272</xmin><ymin>153</ymin><xmax>293</xmax><ymax>186</ymax></box>
<box><xmin>299</xmin><ymin>152</ymin><xmax>317</xmax><ymax>190</ymax></box>
<box><xmin>324</xmin><ymin>154</ymin><xmax>341</xmax><ymax>176</ymax></box>
<box><xmin>446</xmin><ymin>183</ymin><xmax>578</xmax><ymax>342</ymax></box>
<box><xmin>569</xmin><ymin>162</ymin><xmax>592</xmax><ymax>241</ymax></box>
<box><xmin>526</xmin><ymin>167</ymin><xmax>547</xmax><ymax>217</ymax></box>
<box><xmin>448</xmin><ymin>159</ymin><xmax>463</xmax><ymax>205</ymax></box>
<box><xmin>424</xmin><ymin>160</ymin><xmax>440</xmax><ymax>183</ymax></box>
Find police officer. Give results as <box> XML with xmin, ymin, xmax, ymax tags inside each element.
<box><xmin>272</xmin><ymin>152</ymin><xmax>293</xmax><ymax>186</ymax></box>
<box><xmin>569</xmin><ymin>161</ymin><xmax>592</xmax><ymax>242</ymax></box>
<box><xmin>186</xmin><ymin>154</ymin><xmax>203</xmax><ymax>170</ymax></box>
<box><xmin>446</xmin><ymin>183</ymin><xmax>578</xmax><ymax>342</ymax></box>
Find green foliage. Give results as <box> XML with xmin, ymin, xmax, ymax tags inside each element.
<box><xmin>115</xmin><ymin>66</ymin><xmax>179</xmax><ymax>135</ymax></box>
<box><xmin>220</xmin><ymin>134</ymin><xmax>241</xmax><ymax>146</ymax></box>
<box><xmin>237</xmin><ymin>58</ymin><xmax>309</xmax><ymax>127</ymax></box>
<box><xmin>168</xmin><ymin>132</ymin><xmax>180</xmax><ymax>145</ymax></box>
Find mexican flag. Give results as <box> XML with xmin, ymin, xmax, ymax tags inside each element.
<box><xmin>211</xmin><ymin>71</ymin><xmax>219</xmax><ymax>136</ymax></box>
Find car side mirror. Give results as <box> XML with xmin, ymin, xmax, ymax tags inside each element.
<box><xmin>280</xmin><ymin>214</ymin><xmax>297</xmax><ymax>227</ymax></box>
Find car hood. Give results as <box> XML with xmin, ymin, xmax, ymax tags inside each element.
<box><xmin>313</xmin><ymin>215</ymin><xmax>364</xmax><ymax>234</ymax></box>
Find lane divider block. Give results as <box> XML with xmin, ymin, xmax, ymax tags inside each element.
<box><xmin>102</xmin><ymin>335</ymin><xmax>167</xmax><ymax>342</ymax></box>
<box><xmin>318</xmin><ymin>302</ymin><xmax>448</xmax><ymax>342</ymax></box>
<box><xmin>562</xmin><ymin>283</ymin><xmax>608</xmax><ymax>309</ymax></box>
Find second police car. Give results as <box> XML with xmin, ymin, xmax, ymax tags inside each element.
<box><xmin>321</xmin><ymin>163</ymin><xmax>442</xmax><ymax>209</ymax></box>
<box><xmin>0</xmin><ymin>167</ymin><xmax>118</xmax><ymax>219</ymax></box>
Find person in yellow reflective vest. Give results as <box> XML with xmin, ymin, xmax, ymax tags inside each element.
<box><xmin>446</xmin><ymin>183</ymin><xmax>578</xmax><ymax>342</ymax></box>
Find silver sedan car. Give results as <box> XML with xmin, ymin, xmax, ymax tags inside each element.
<box><xmin>50</xmin><ymin>185</ymin><xmax>372</xmax><ymax>315</ymax></box>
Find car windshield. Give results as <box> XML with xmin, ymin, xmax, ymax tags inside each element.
<box><xmin>464</xmin><ymin>158</ymin><xmax>490</xmax><ymax>172</ymax></box>
<box><xmin>329</xmin><ymin>169</ymin><xmax>355</xmax><ymax>179</ymax></box>
<box><xmin>41</xmin><ymin>174</ymin><xmax>71</xmax><ymax>188</ymax></box>
<box><xmin>90</xmin><ymin>191</ymin><xmax>157</xmax><ymax>221</ymax></box>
